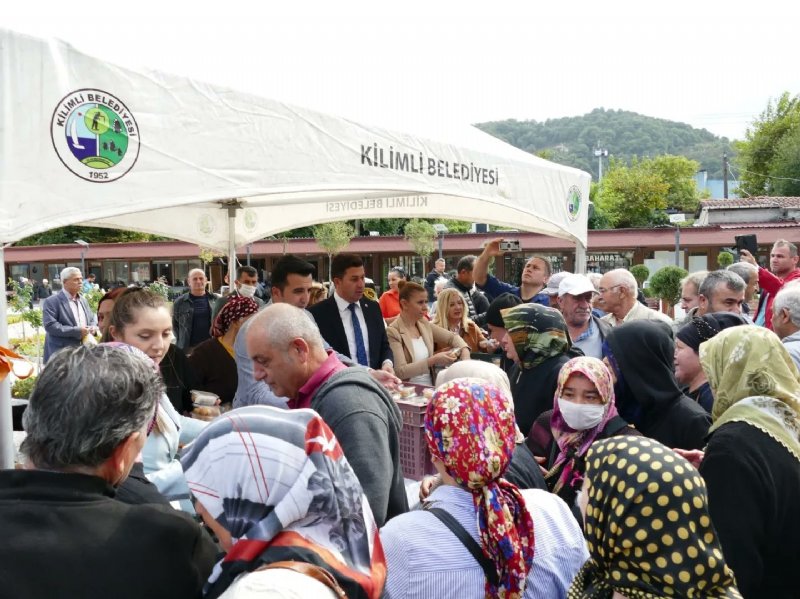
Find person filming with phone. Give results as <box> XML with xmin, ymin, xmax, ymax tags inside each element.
<box><xmin>740</xmin><ymin>238</ymin><xmax>800</xmax><ymax>329</ymax></box>
<box><xmin>473</xmin><ymin>238</ymin><xmax>551</xmax><ymax>305</ymax></box>
<box><xmin>387</xmin><ymin>281</ymin><xmax>469</xmax><ymax>385</ymax></box>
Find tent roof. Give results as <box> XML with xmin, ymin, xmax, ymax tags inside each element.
<box><xmin>0</xmin><ymin>28</ymin><xmax>590</xmax><ymax>250</ymax></box>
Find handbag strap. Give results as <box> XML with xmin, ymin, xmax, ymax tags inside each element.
<box><xmin>256</xmin><ymin>561</ymin><xmax>347</xmax><ymax>598</ymax></box>
<box><xmin>425</xmin><ymin>507</ymin><xmax>499</xmax><ymax>587</ymax></box>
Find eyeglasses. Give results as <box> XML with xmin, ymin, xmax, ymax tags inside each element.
<box><xmin>598</xmin><ymin>285</ymin><xmax>622</xmax><ymax>294</ymax></box>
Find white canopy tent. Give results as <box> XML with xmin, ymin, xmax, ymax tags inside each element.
<box><xmin>0</xmin><ymin>28</ymin><xmax>590</xmax><ymax>467</ymax></box>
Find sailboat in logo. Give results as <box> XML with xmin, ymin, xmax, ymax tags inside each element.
<box><xmin>65</xmin><ymin>103</ymin><xmax>128</xmax><ymax>169</ymax></box>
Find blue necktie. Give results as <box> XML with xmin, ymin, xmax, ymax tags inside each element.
<box><xmin>348</xmin><ymin>303</ymin><xmax>369</xmax><ymax>366</ymax></box>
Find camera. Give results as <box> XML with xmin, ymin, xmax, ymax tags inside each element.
<box><xmin>499</xmin><ymin>239</ymin><xmax>521</xmax><ymax>252</ymax></box>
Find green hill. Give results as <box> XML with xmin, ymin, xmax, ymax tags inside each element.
<box><xmin>475</xmin><ymin>108</ymin><xmax>736</xmax><ymax>179</ymax></box>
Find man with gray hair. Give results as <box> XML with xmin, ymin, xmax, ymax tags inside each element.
<box><xmin>680</xmin><ymin>271</ymin><xmax>708</xmax><ymax>314</ymax></box>
<box><xmin>246</xmin><ymin>303</ymin><xmax>408</xmax><ymax>526</ymax></box>
<box><xmin>727</xmin><ymin>261</ymin><xmax>759</xmax><ymax>317</ymax></box>
<box><xmin>42</xmin><ymin>266</ymin><xmax>97</xmax><ymax>363</ymax></box>
<box><xmin>2</xmin><ymin>345</ymin><xmax>216</xmax><ymax>598</ymax></box>
<box><xmin>597</xmin><ymin>268</ymin><xmax>672</xmax><ymax>327</ymax></box>
<box><xmin>696</xmin><ymin>270</ymin><xmax>746</xmax><ymax>316</ymax></box>
<box><xmin>771</xmin><ymin>282</ymin><xmax>800</xmax><ymax>372</ymax></box>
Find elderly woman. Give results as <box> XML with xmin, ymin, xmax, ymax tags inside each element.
<box><xmin>387</xmin><ymin>281</ymin><xmax>469</xmax><ymax>384</ymax></box>
<box><xmin>381</xmin><ymin>378</ymin><xmax>587</xmax><ymax>598</ymax></box>
<box><xmin>527</xmin><ymin>357</ymin><xmax>637</xmax><ymax>515</ymax></box>
<box><xmin>500</xmin><ymin>302</ymin><xmax>580</xmax><ymax>435</ymax></box>
<box><xmin>698</xmin><ymin>326</ymin><xmax>800</xmax><ymax>598</ymax></box>
<box><xmin>419</xmin><ymin>361</ymin><xmax>548</xmax><ymax>497</ymax></box>
<box><xmin>604</xmin><ymin>320</ymin><xmax>710</xmax><ymax>450</ymax></box>
<box><xmin>431</xmin><ymin>288</ymin><xmax>491</xmax><ymax>353</ymax></box>
<box><xmin>379</xmin><ymin>266</ymin><xmax>408</xmax><ymax>323</ymax></box>
<box><xmin>569</xmin><ymin>435</ymin><xmax>741</xmax><ymax>598</ymax></box>
<box><xmin>7</xmin><ymin>345</ymin><xmax>216</xmax><ymax>598</ymax></box>
<box><xmin>674</xmin><ymin>313</ymin><xmax>748</xmax><ymax>413</ymax></box>
<box><xmin>188</xmin><ymin>295</ymin><xmax>260</xmax><ymax>407</ymax></box>
<box><xmin>181</xmin><ymin>405</ymin><xmax>386</xmax><ymax>599</ymax></box>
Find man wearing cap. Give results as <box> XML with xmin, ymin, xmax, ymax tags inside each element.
<box><xmin>542</xmin><ymin>271</ymin><xmax>571</xmax><ymax>311</ymax></box>
<box><xmin>557</xmin><ymin>273</ymin><xmax>610</xmax><ymax>359</ymax></box>
<box><xmin>473</xmin><ymin>238</ymin><xmax>551</xmax><ymax>306</ymax></box>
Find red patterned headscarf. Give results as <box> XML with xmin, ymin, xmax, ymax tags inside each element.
<box><xmin>425</xmin><ymin>378</ymin><xmax>535</xmax><ymax>599</ymax></box>
<box><xmin>211</xmin><ymin>296</ymin><xmax>259</xmax><ymax>337</ymax></box>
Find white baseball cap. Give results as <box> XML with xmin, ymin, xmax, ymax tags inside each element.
<box><xmin>558</xmin><ymin>273</ymin><xmax>597</xmax><ymax>297</ymax></box>
<box><xmin>543</xmin><ymin>271</ymin><xmax>572</xmax><ymax>295</ymax></box>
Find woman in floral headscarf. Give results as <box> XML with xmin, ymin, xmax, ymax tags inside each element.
<box><xmin>698</xmin><ymin>326</ymin><xmax>800</xmax><ymax>598</ymax></box>
<box><xmin>527</xmin><ymin>357</ymin><xmax>638</xmax><ymax>516</ymax></box>
<box><xmin>381</xmin><ymin>379</ymin><xmax>588</xmax><ymax>599</ymax></box>
<box><xmin>180</xmin><ymin>405</ymin><xmax>386</xmax><ymax>599</ymax></box>
<box><xmin>568</xmin><ymin>435</ymin><xmax>742</xmax><ymax>599</ymax></box>
<box><xmin>188</xmin><ymin>295</ymin><xmax>259</xmax><ymax>407</ymax></box>
<box><xmin>500</xmin><ymin>303</ymin><xmax>582</xmax><ymax>434</ymax></box>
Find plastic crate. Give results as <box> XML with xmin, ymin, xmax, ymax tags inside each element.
<box><xmin>395</xmin><ymin>397</ymin><xmax>437</xmax><ymax>481</ymax></box>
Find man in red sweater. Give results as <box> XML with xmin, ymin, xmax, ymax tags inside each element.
<box><xmin>741</xmin><ymin>239</ymin><xmax>800</xmax><ymax>329</ymax></box>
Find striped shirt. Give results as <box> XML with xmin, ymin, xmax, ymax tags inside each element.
<box><xmin>380</xmin><ymin>485</ymin><xmax>588</xmax><ymax>599</ymax></box>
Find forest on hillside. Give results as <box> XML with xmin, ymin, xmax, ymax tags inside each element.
<box><xmin>475</xmin><ymin>108</ymin><xmax>736</xmax><ymax>179</ymax></box>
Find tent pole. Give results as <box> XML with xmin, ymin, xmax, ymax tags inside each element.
<box><xmin>575</xmin><ymin>241</ymin><xmax>587</xmax><ymax>274</ymax></box>
<box><xmin>0</xmin><ymin>245</ymin><xmax>15</xmax><ymax>469</ymax></box>
<box><xmin>227</xmin><ymin>206</ymin><xmax>237</xmax><ymax>290</ymax></box>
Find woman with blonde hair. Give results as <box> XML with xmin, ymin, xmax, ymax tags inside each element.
<box><xmin>431</xmin><ymin>288</ymin><xmax>490</xmax><ymax>353</ymax></box>
<box><xmin>308</xmin><ymin>282</ymin><xmax>327</xmax><ymax>306</ymax></box>
<box><xmin>387</xmin><ymin>281</ymin><xmax>469</xmax><ymax>384</ymax></box>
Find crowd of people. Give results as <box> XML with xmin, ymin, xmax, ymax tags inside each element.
<box><xmin>6</xmin><ymin>236</ymin><xmax>800</xmax><ymax>598</ymax></box>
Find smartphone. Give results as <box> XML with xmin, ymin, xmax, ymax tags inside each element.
<box><xmin>735</xmin><ymin>234</ymin><xmax>758</xmax><ymax>257</ymax></box>
<box><xmin>499</xmin><ymin>239</ymin><xmax>521</xmax><ymax>252</ymax></box>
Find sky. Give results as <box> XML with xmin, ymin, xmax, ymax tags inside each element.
<box><xmin>5</xmin><ymin>0</ymin><xmax>799</xmax><ymax>142</ymax></box>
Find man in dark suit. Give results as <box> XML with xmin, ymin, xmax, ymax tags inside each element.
<box><xmin>42</xmin><ymin>267</ymin><xmax>97</xmax><ymax>363</ymax></box>
<box><xmin>308</xmin><ymin>253</ymin><xmax>394</xmax><ymax>374</ymax></box>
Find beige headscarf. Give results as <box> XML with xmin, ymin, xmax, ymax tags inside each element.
<box><xmin>700</xmin><ymin>325</ymin><xmax>800</xmax><ymax>462</ymax></box>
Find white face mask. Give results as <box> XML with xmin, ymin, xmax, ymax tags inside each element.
<box><xmin>558</xmin><ymin>397</ymin><xmax>605</xmax><ymax>431</ymax></box>
<box><xmin>238</xmin><ymin>284</ymin><xmax>257</xmax><ymax>298</ymax></box>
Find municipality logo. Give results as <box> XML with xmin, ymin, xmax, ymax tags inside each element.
<box><xmin>567</xmin><ymin>185</ymin><xmax>582</xmax><ymax>221</ymax></box>
<box><xmin>51</xmin><ymin>89</ymin><xmax>140</xmax><ymax>182</ymax></box>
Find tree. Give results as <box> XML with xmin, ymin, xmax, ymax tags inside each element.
<box><xmin>7</xmin><ymin>278</ymin><xmax>43</xmax><ymax>365</ymax></box>
<box><xmin>735</xmin><ymin>92</ymin><xmax>800</xmax><ymax>196</ymax></box>
<box><xmin>649</xmin><ymin>266</ymin><xmax>688</xmax><ymax>312</ymax></box>
<box><xmin>594</xmin><ymin>154</ymin><xmax>700</xmax><ymax>228</ymax></box>
<box><xmin>717</xmin><ymin>251</ymin><xmax>735</xmax><ymax>269</ymax></box>
<box><xmin>629</xmin><ymin>265</ymin><xmax>650</xmax><ymax>288</ymax></box>
<box><xmin>403</xmin><ymin>219</ymin><xmax>437</xmax><ymax>264</ymax></box>
<box><xmin>645</xmin><ymin>155</ymin><xmax>701</xmax><ymax>213</ymax></box>
<box><xmin>595</xmin><ymin>158</ymin><xmax>669</xmax><ymax>228</ymax></box>
<box><xmin>769</xmin><ymin>124</ymin><xmax>800</xmax><ymax>196</ymax></box>
<box><xmin>15</xmin><ymin>226</ymin><xmax>168</xmax><ymax>246</ymax></box>
<box><xmin>314</xmin><ymin>221</ymin><xmax>355</xmax><ymax>281</ymax></box>
<box><xmin>360</xmin><ymin>218</ymin><xmax>406</xmax><ymax>237</ymax></box>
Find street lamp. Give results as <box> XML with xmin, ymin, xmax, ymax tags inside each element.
<box><xmin>74</xmin><ymin>239</ymin><xmax>89</xmax><ymax>275</ymax></box>
<box><xmin>594</xmin><ymin>148</ymin><xmax>609</xmax><ymax>181</ymax></box>
<box><xmin>432</xmin><ymin>223</ymin><xmax>448</xmax><ymax>260</ymax></box>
